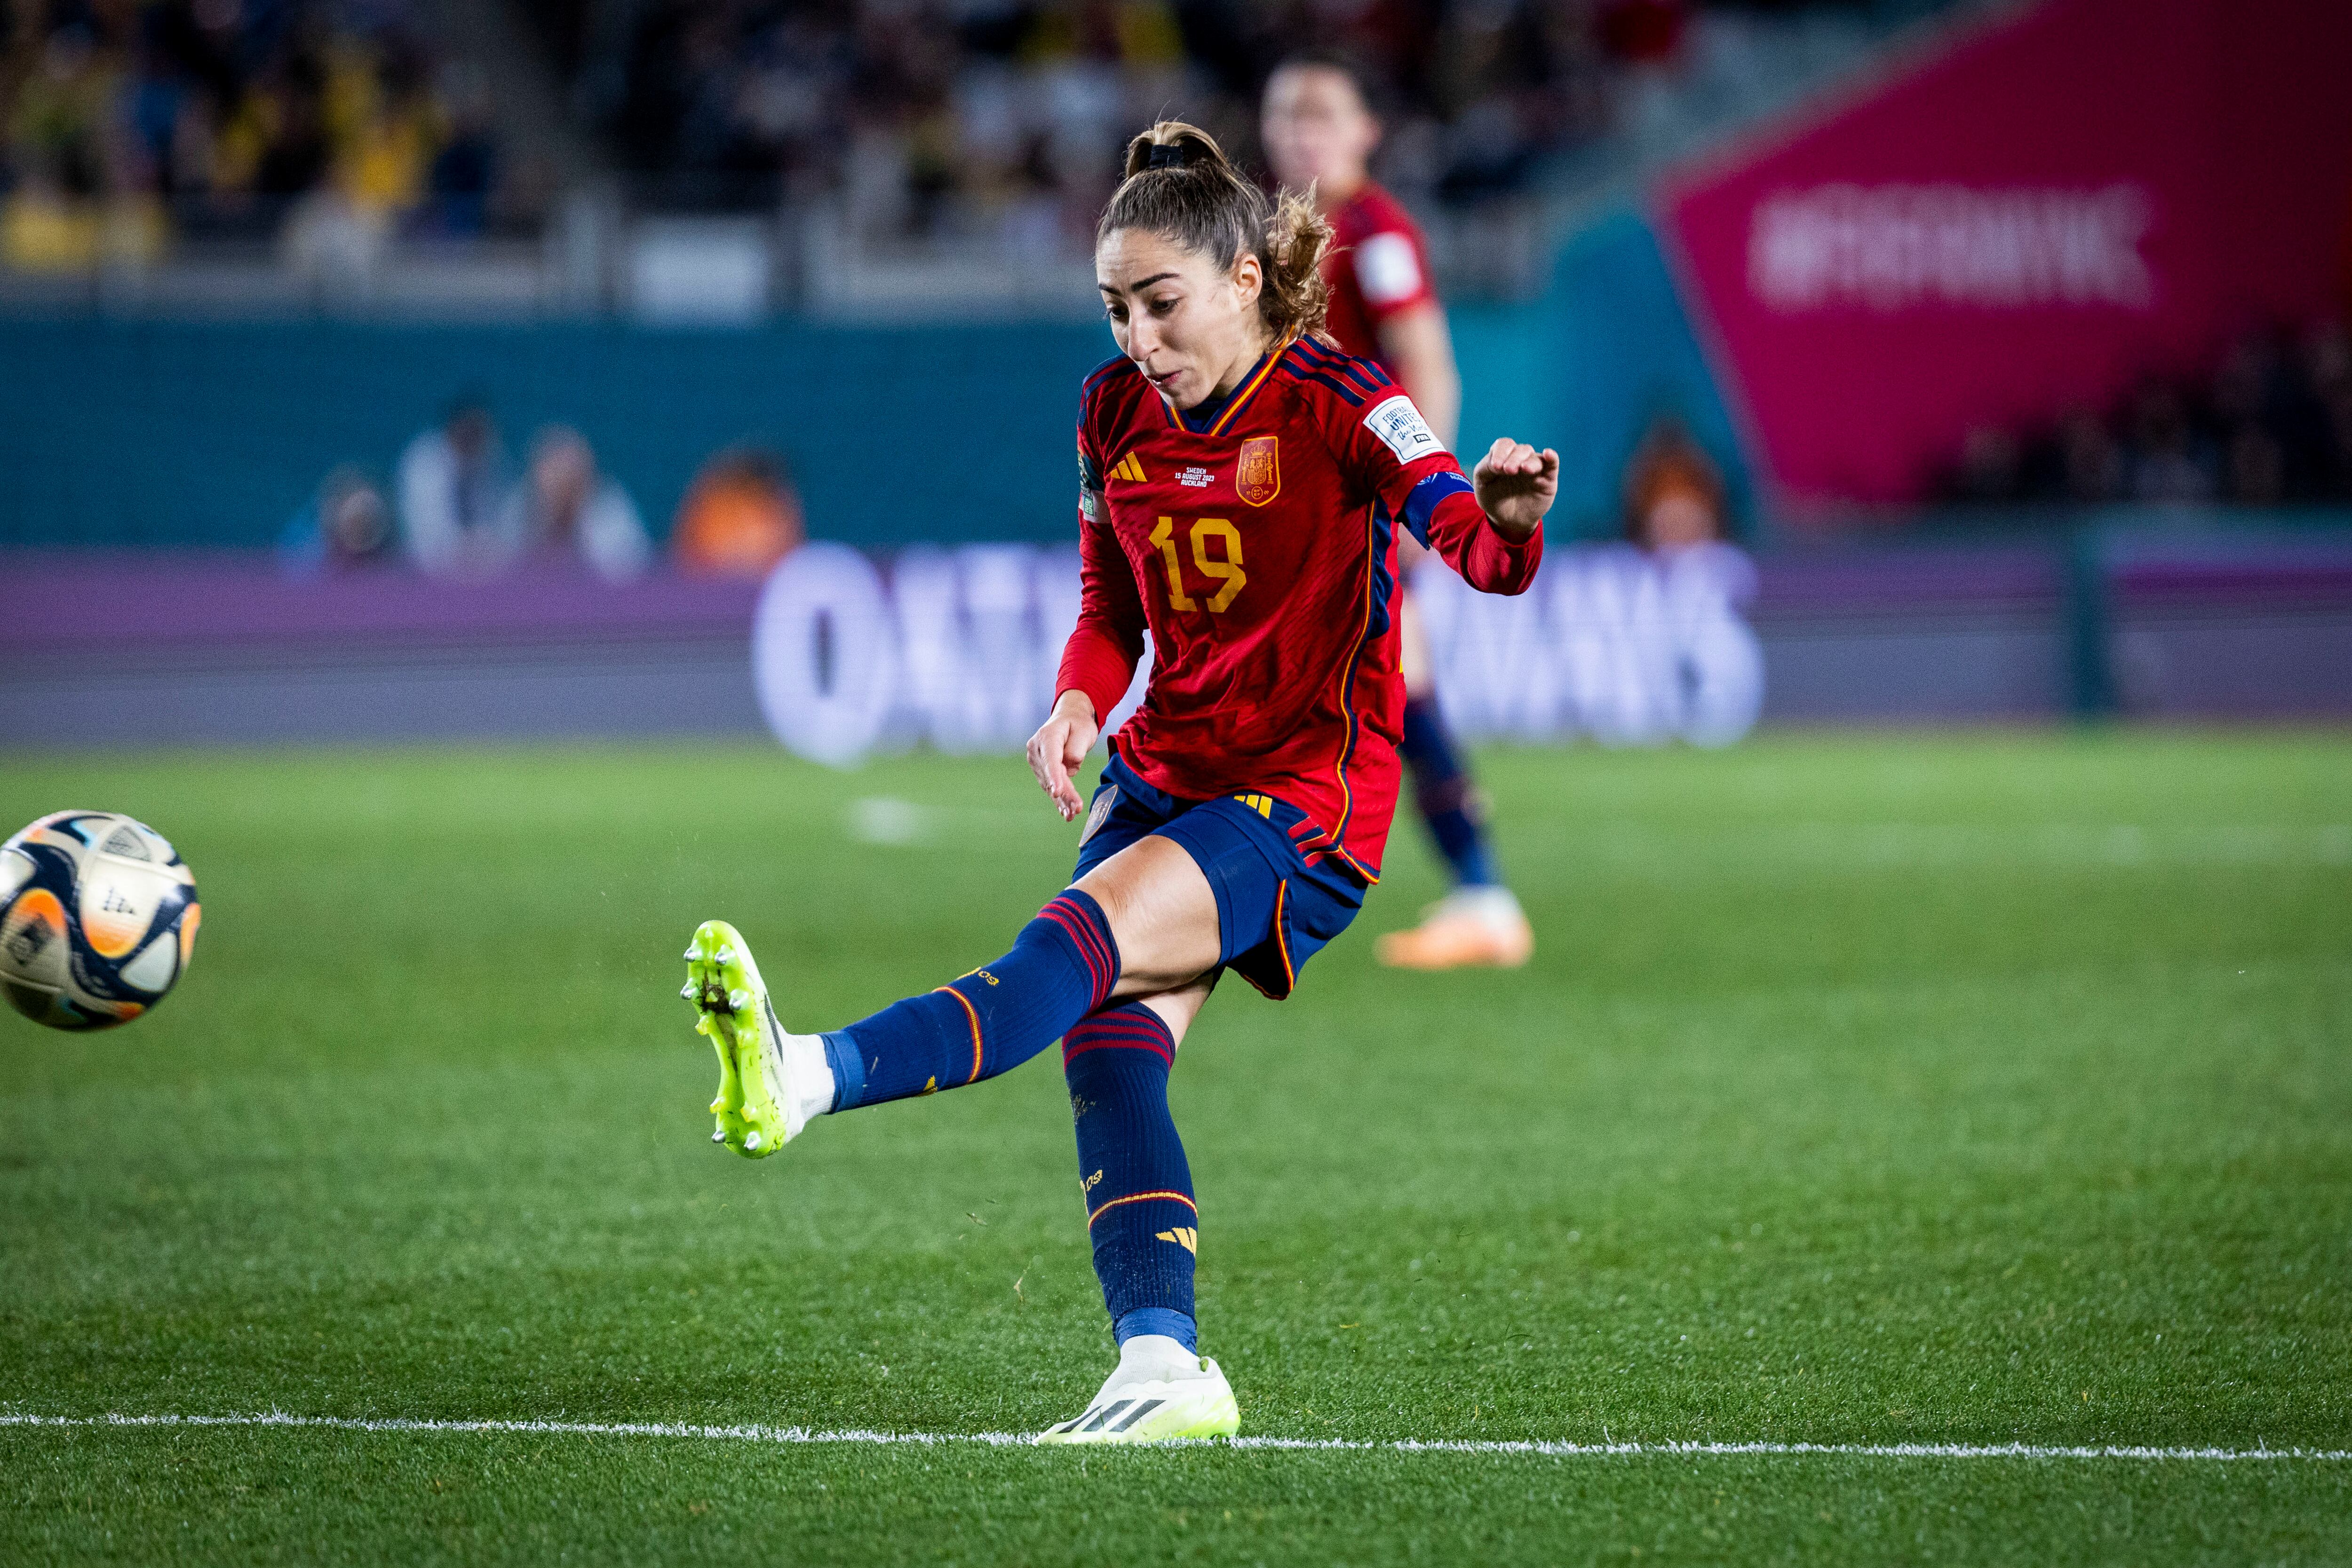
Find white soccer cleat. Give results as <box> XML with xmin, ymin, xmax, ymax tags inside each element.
<box><xmin>1035</xmin><ymin>1334</ymin><xmax>1240</xmax><ymax>1445</ymax></box>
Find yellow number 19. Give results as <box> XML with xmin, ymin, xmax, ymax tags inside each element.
<box><xmin>1150</xmin><ymin>515</ymin><xmax>1248</xmax><ymax>614</ymax></box>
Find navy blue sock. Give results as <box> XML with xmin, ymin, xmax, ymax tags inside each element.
<box><xmin>821</xmin><ymin>891</ymin><xmax>1119</xmax><ymax>1110</ymax></box>
<box><xmin>1398</xmin><ymin>694</ymin><xmax>1496</xmax><ymax>888</ymax></box>
<box><xmin>1064</xmin><ymin>1003</ymin><xmax>1198</xmax><ymax>1351</ymax></box>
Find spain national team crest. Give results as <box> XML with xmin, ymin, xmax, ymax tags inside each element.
<box><xmin>1236</xmin><ymin>436</ymin><xmax>1279</xmax><ymax>507</ymax></box>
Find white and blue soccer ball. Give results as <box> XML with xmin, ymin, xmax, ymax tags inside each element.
<box><xmin>0</xmin><ymin>811</ymin><xmax>199</xmax><ymax>1030</ymax></box>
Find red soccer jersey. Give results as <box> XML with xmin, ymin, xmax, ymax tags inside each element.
<box><xmin>1321</xmin><ymin>182</ymin><xmax>1438</xmax><ymax>368</ymax></box>
<box><xmin>1056</xmin><ymin>337</ymin><xmax>1542</xmax><ymax>881</ymax></box>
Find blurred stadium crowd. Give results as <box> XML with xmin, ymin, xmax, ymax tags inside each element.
<box><xmin>574</xmin><ymin>0</ymin><xmax>1669</xmax><ymax>228</ymax></box>
<box><xmin>1939</xmin><ymin>322</ymin><xmax>2352</xmax><ymax>509</ymax></box>
<box><xmin>3</xmin><ymin>0</ymin><xmax>1905</xmax><ymax>271</ymax></box>
<box><xmin>0</xmin><ymin>0</ymin><xmax>529</xmax><ymax>273</ymax></box>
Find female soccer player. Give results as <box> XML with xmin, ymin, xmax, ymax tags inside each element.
<box><xmin>682</xmin><ymin>121</ymin><xmax>1557</xmax><ymax>1444</ymax></box>
<box><xmin>1262</xmin><ymin>54</ymin><xmax>1537</xmax><ymax>970</ymax></box>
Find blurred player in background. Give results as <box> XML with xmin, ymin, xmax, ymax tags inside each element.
<box><xmin>1263</xmin><ymin>55</ymin><xmax>1534</xmax><ymax>970</ymax></box>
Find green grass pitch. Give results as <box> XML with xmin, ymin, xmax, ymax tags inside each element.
<box><xmin>1</xmin><ymin>732</ymin><xmax>2347</xmax><ymax>1564</ymax></box>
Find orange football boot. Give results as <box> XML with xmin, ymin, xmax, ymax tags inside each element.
<box><xmin>1374</xmin><ymin>887</ymin><xmax>1534</xmax><ymax>970</ymax></box>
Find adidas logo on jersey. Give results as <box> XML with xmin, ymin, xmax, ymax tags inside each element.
<box><xmin>1110</xmin><ymin>452</ymin><xmax>1148</xmax><ymax>484</ymax></box>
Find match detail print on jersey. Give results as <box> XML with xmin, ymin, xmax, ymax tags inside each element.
<box><xmin>1363</xmin><ymin>395</ymin><xmax>1445</xmax><ymax>465</ymax></box>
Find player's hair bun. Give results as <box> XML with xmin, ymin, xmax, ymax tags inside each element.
<box><xmin>1102</xmin><ymin>120</ymin><xmax>1332</xmax><ymax>342</ymax></box>
<box><xmin>1122</xmin><ymin>124</ymin><xmax>1221</xmax><ymax>179</ymax></box>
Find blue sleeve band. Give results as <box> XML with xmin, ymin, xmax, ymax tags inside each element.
<box><xmin>1401</xmin><ymin>469</ymin><xmax>1475</xmax><ymax>548</ymax></box>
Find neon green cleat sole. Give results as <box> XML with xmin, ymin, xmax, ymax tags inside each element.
<box><xmin>683</xmin><ymin>919</ymin><xmax>795</xmax><ymax>1159</ymax></box>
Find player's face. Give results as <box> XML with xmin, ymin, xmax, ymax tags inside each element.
<box><xmin>1097</xmin><ymin>227</ymin><xmax>1266</xmax><ymax>411</ymax></box>
<box><xmin>1261</xmin><ymin>66</ymin><xmax>1377</xmax><ymax>196</ymax></box>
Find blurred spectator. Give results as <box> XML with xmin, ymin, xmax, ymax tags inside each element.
<box><xmin>1947</xmin><ymin>424</ymin><xmax>2023</xmax><ymax>505</ymax></box>
<box><xmin>396</xmin><ymin>394</ymin><xmax>516</xmax><ymax>577</ymax></box>
<box><xmin>2055</xmin><ymin>406</ymin><xmax>2124</xmax><ymax>503</ymax></box>
<box><xmin>1599</xmin><ymin>0</ymin><xmax>1690</xmax><ymax>64</ymax></box>
<box><xmin>1623</xmin><ymin>418</ymin><xmax>1728</xmax><ymax>552</ymax></box>
<box><xmin>2123</xmin><ymin>378</ymin><xmax>2214</xmax><ymax>504</ymax></box>
<box><xmin>2300</xmin><ymin>320</ymin><xmax>2352</xmax><ymax>498</ymax></box>
<box><xmin>502</xmin><ymin>424</ymin><xmax>652</xmax><ymax>582</ymax></box>
<box><xmin>672</xmin><ymin>445</ymin><xmax>804</xmax><ymax>579</ymax></box>
<box><xmin>418</xmin><ymin>63</ymin><xmax>495</xmax><ymax>236</ymax></box>
<box><xmin>278</xmin><ymin>464</ymin><xmax>395</xmax><ymax>576</ymax></box>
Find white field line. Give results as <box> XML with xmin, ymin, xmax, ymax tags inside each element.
<box><xmin>0</xmin><ymin>1412</ymin><xmax>2345</xmax><ymax>1462</ymax></box>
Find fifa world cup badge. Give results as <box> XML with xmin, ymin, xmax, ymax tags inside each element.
<box><xmin>1236</xmin><ymin>436</ymin><xmax>1279</xmax><ymax>507</ymax></box>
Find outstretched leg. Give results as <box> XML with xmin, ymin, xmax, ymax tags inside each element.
<box><xmin>686</xmin><ymin>834</ymin><xmax>1219</xmax><ymax>1156</ymax></box>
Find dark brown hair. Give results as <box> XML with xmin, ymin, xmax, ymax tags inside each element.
<box><xmin>1098</xmin><ymin>120</ymin><xmax>1332</xmax><ymax>341</ymax></box>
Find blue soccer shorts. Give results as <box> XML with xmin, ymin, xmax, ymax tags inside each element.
<box><xmin>1069</xmin><ymin>750</ymin><xmax>1367</xmax><ymax>1000</ymax></box>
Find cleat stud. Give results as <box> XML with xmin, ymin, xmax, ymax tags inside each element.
<box><xmin>695</xmin><ymin>1018</ymin><xmax>712</xmax><ymax>1036</ymax></box>
<box><xmin>728</xmin><ymin>988</ymin><xmax>751</xmax><ymax>1010</ymax></box>
<box><xmin>712</xmin><ymin>1128</ymin><xmax>725</xmax><ymax>1143</ymax></box>
<box><xmin>684</xmin><ymin>943</ymin><xmax>701</xmax><ymax>960</ymax></box>
<box><xmin>716</xmin><ymin>946</ymin><xmax>737</xmax><ymax>964</ymax></box>
<box><xmin>743</xmin><ymin>1131</ymin><xmax>762</xmax><ymax>1150</ymax></box>
<box><xmin>680</xmin><ymin>982</ymin><xmax>697</xmax><ymax>1000</ymax></box>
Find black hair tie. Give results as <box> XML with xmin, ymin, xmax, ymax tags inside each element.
<box><xmin>1145</xmin><ymin>142</ymin><xmax>1188</xmax><ymax>171</ymax></box>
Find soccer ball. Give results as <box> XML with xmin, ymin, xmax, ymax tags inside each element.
<box><xmin>0</xmin><ymin>811</ymin><xmax>200</xmax><ymax>1031</ymax></box>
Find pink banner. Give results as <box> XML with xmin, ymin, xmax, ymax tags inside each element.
<box><xmin>1659</xmin><ymin>0</ymin><xmax>2352</xmax><ymax>507</ymax></box>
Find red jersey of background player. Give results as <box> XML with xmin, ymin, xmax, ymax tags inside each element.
<box><xmin>1319</xmin><ymin>182</ymin><xmax>1438</xmax><ymax>369</ymax></box>
<box><xmin>1055</xmin><ymin>338</ymin><xmax>1542</xmax><ymax>881</ymax></box>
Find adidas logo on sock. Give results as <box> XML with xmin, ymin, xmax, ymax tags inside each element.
<box><xmin>1155</xmin><ymin>1227</ymin><xmax>1198</xmax><ymax>1254</ymax></box>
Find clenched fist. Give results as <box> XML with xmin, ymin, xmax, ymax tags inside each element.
<box><xmin>1472</xmin><ymin>439</ymin><xmax>1560</xmax><ymax>542</ymax></box>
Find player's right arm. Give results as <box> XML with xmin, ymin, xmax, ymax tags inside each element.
<box><xmin>1033</xmin><ymin>429</ymin><xmax>1147</xmax><ymax>821</ymax></box>
<box><xmin>1374</xmin><ymin>302</ymin><xmax>1461</xmax><ymax>451</ymax></box>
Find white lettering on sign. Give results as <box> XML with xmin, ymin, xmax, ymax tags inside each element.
<box><xmin>752</xmin><ymin>542</ymin><xmax>1763</xmax><ymax>766</ymax></box>
<box><xmin>1410</xmin><ymin>544</ymin><xmax>1764</xmax><ymax>749</ymax></box>
<box><xmin>1746</xmin><ymin>183</ymin><xmax>2155</xmax><ymax>313</ymax></box>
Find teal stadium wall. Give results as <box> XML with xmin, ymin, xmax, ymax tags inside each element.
<box><xmin>0</xmin><ymin>219</ymin><xmax>1748</xmax><ymax>552</ymax></box>
<box><xmin>0</xmin><ymin>317</ymin><xmax>1104</xmax><ymax>550</ymax></box>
